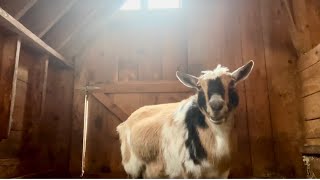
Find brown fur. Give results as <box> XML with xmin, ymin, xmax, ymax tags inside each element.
<box><xmin>117</xmin><ymin>102</ymin><xmax>181</xmax><ymax>177</ymax></box>
<box><xmin>198</xmin><ymin>121</ymin><xmax>233</xmax><ymax>175</ymax></box>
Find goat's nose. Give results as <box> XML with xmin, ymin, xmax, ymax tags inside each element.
<box><xmin>210</xmin><ymin>100</ymin><xmax>224</xmax><ymax>111</ymax></box>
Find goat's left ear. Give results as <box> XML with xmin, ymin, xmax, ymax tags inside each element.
<box><xmin>176</xmin><ymin>71</ymin><xmax>199</xmax><ymax>90</ymax></box>
<box><xmin>231</xmin><ymin>60</ymin><xmax>254</xmax><ymax>83</ymax></box>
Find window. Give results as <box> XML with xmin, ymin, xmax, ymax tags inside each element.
<box><xmin>120</xmin><ymin>0</ymin><xmax>181</xmax><ymax>11</ymax></box>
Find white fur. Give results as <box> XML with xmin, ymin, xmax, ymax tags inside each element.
<box><xmin>118</xmin><ymin>96</ymin><xmax>233</xmax><ymax>178</ymax></box>
<box><xmin>199</xmin><ymin>64</ymin><xmax>230</xmax><ymax>80</ymax></box>
<box><xmin>122</xmin><ymin>128</ymin><xmax>144</xmax><ymax>178</ymax></box>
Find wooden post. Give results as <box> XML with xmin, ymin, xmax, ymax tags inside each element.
<box><xmin>0</xmin><ymin>36</ymin><xmax>21</xmax><ymax>139</ymax></box>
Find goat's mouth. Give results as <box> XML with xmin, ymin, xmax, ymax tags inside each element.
<box><xmin>209</xmin><ymin>115</ymin><xmax>225</xmax><ymax>124</ymax></box>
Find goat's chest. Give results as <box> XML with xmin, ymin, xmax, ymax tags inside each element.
<box><xmin>200</xmin><ymin>135</ymin><xmax>232</xmax><ymax>178</ymax></box>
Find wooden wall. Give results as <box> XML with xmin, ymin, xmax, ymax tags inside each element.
<box><xmin>71</xmin><ymin>0</ymin><xmax>305</xmax><ymax>178</ymax></box>
<box><xmin>295</xmin><ymin>1</ymin><xmax>320</xmax><ymax>176</ymax></box>
<box><xmin>0</xmin><ymin>30</ymin><xmax>74</xmax><ymax>177</ymax></box>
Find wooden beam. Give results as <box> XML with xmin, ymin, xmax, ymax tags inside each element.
<box><xmin>15</xmin><ymin>0</ymin><xmax>38</xmax><ymax>20</ymax></box>
<box><xmin>0</xmin><ymin>36</ymin><xmax>21</xmax><ymax>139</ymax></box>
<box><xmin>298</xmin><ymin>43</ymin><xmax>320</xmax><ymax>72</ymax></box>
<box><xmin>80</xmin><ymin>81</ymin><xmax>192</xmax><ymax>94</ymax></box>
<box><xmin>41</xmin><ymin>0</ymin><xmax>105</xmax><ymax>50</ymax></box>
<box><xmin>0</xmin><ymin>0</ymin><xmax>37</xmax><ymax>19</ymax></box>
<box><xmin>0</xmin><ymin>7</ymin><xmax>72</xmax><ymax>68</ymax></box>
<box><xmin>62</xmin><ymin>0</ymin><xmax>125</xmax><ymax>58</ymax></box>
<box><xmin>92</xmin><ymin>93</ymin><xmax>128</xmax><ymax>122</ymax></box>
<box><xmin>39</xmin><ymin>56</ymin><xmax>49</xmax><ymax>120</ymax></box>
<box><xmin>56</xmin><ymin>9</ymin><xmax>98</xmax><ymax>51</ymax></box>
<box><xmin>280</xmin><ymin>0</ymin><xmax>311</xmax><ymax>54</ymax></box>
<box><xmin>38</xmin><ymin>0</ymin><xmax>79</xmax><ymax>38</ymax></box>
<box><xmin>19</xmin><ymin>0</ymin><xmax>78</xmax><ymax>37</ymax></box>
<box><xmin>302</xmin><ymin>145</ymin><xmax>320</xmax><ymax>155</ymax></box>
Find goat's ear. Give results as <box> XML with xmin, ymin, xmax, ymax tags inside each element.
<box><xmin>231</xmin><ymin>60</ymin><xmax>254</xmax><ymax>84</ymax></box>
<box><xmin>176</xmin><ymin>71</ymin><xmax>199</xmax><ymax>90</ymax></box>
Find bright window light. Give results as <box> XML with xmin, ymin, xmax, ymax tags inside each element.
<box><xmin>148</xmin><ymin>0</ymin><xmax>181</xmax><ymax>9</ymax></box>
<box><xmin>120</xmin><ymin>0</ymin><xmax>141</xmax><ymax>10</ymax></box>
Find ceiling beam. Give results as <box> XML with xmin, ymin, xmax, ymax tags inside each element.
<box><xmin>41</xmin><ymin>0</ymin><xmax>105</xmax><ymax>49</ymax></box>
<box><xmin>0</xmin><ymin>0</ymin><xmax>37</xmax><ymax>20</ymax></box>
<box><xmin>15</xmin><ymin>0</ymin><xmax>38</xmax><ymax>20</ymax></box>
<box><xmin>38</xmin><ymin>0</ymin><xmax>79</xmax><ymax>38</ymax></box>
<box><xmin>0</xmin><ymin>7</ymin><xmax>72</xmax><ymax>68</ymax></box>
<box><xmin>19</xmin><ymin>0</ymin><xmax>78</xmax><ymax>36</ymax></box>
<box><xmin>60</xmin><ymin>0</ymin><xmax>125</xmax><ymax>58</ymax></box>
<box><xmin>55</xmin><ymin>9</ymin><xmax>98</xmax><ymax>51</ymax></box>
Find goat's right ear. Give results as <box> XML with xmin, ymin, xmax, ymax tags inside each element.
<box><xmin>176</xmin><ymin>71</ymin><xmax>199</xmax><ymax>90</ymax></box>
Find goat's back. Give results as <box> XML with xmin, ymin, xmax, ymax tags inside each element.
<box><xmin>116</xmin><ymin>102</ymin><xmax>180</xmax><ymax>177</ymax></box>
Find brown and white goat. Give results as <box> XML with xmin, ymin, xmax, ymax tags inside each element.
<box><xmin>117</xmin><ymin>61</ymin><xmax>254</xmax><ymax>178</ymax></box>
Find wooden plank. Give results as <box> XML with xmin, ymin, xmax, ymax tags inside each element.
<box><xmin>302</xmin><ymin>145</ymin><xmax>320</xmax><ymax>155</ymax></box>
<box><xmin>305</xmin><ymin>119</ymin><xmax>320</xmax><ymax>139</ymax></box>
<box><xmin>287</xmin><ymin>0</ymin><xmax>312</xmax><ymax>54</ymax></box>
<box><xmin>42</xmin><ymin>0</ymin><xmax>108</xmax><ymax>50</ymax></box>
<box><xmin>303</xmin><ymin>92</ymin><xmax>320</xmax><ymax>120</ymax></box>
<box><xmin>18</xmin><ymin>49</ymin><xmax>48</xmax><ymax>162</ymax></box>
<box><xmin>86</xmin><ymin>81</ymin><xmax>191</xmax><ymax>94</ymax></box>
<box><xmin>19</xmin><ymin>0</ymin><xmax>78</xmax><ymax>36</ymax></box>
<box><xmin>0</xmin><ymin>0</ymin><xmax>37</xmax><ymax>19</ymax></box>
<box><xmin>305</xmin><ymin>0</ymin><xmax>320</xmax><ymax>48</ymax></box>
<box><xmin>92</xmin><ymin>93</ymin><xmax>128</xmax><ymax>122</ymax></box>
<box><xmin>300</xmin><ymin>60</ymin><xmax>320</xmax><ymax>97</ymax></box>
<box><xmin>305</xmin><ymin>138</ymin><xmax>320</xmax><ymax>146</ymax></box>
<box><xmin>0</xmin><ymin>36</ymin><xmax>21</xmax><ymax>139</ymax></box>
<box><xmin>11</xmin><ymin>80</ymin><xmax>27</xmax><ymax>131</ymax></box>
<box><xmin>14</xmin><ymin>0</ymin><xmax>38</xmax><ymax>20</ymax></box>
<box><xmin>240</xmin><ymin>0</ymin><xmax>273</xmax><ymax>177</ymax></box>
<box><xmin>260</xmin><ymin>0</ymin><xmax>304</xmax><ymax>177</ymax></box>
<box><xmin>297</xmin><ymin>43</ymin><xmax>320</xmax><ymax>72</ymax></box>
<box><xmin>0</xmin><ymin>7</ymin><xmax>72</xmax><ymax>68</ymax></box>
<box><xmin>56</xmin><ymin>9</ymin><xmax>98</xmax><ymax>51</ymax></box>
<box><xmin>39</xmin><ymin>62</ymin><xmax>74</xmax><ymax>172</ymax></box>
<box><xmin>38</xmin><ymin>0</ymin><xmax>78</xmax><ymax>38</ymax></box>
<box><xmin>0</xmin><ymin>131</ymin><xmax>23</xmax><ymax>158</ymax></box>
<box><xmin>0</xmin><ymin>158</ymin><xmax>22</xmax><ymax>178</ymax></box>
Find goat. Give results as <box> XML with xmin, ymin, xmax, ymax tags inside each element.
<box><xmin>117</xmin><ymin>61</ymin><xmax>254</xmax><ymax>178</ymax></box>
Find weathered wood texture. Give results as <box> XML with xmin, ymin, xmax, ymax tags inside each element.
<box><xmin>0</xmin><ymin>37</ymin><xmax>73</xmax><ymax>178</ymax></box>
<box><xmin>67</xmin><ymin>0</ymin><xmax>320</xmax><ymax>178</ymax></box>
<box><xmin>296</xmin><ymin>1</ymin><xmax>320</xmax><ymax>163</ymax></box>
<box><xmin>0</xmin><ymin>35</ymin><xmax>20</xmax><ymax>139</ymax></box>
<box><xmin>0</xmin><ymin>7</ymin><xmax>71</xmax><ymax>67</ymax></box>
<box><xmin>71</xmin><ymin>0</ymin><xmax>304</xmax><ymax>178</ymax></box>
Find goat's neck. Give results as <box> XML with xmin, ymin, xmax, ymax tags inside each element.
<box><xmin>206</xmin><ymin>113</ymin><xmax>234</xmax><ymax>141</ymax></box>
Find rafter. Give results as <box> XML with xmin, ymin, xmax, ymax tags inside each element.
<box><xmin>20</xmin><ymin>0</ymin><xmax>77</xmax><ymax>36</ymax></box>
<box><xmin>38</xmin><ymin>0</ymin><xmax>79</xmax><ymax>38</ymax></box>
<box><xmin>60</xmin><ymin>0</ymin><xmax>125</xmax><ymax>58</ymax></box>
<box><xmin>56</xmin><ymin>9</ymin><xmax>98</xmax><ymax>51</ymax></box>
<box><xmin>15</xmin><ymin>0</ymin><xmax>38</xmax><ymax>20</ymax></box>
<box><xmin>0</xmin><ymin>7</ymin><xmax>72</xmax><ymax>67</ymax></box>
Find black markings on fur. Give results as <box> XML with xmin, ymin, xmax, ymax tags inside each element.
<box><xmin>197</xmin><ymin>90</ymin><xmax>206</xmax><ymax>110</ymax></box>
<box><xmin>228</xmin><ymin>83</ymin><xmax>239</xmax><ymax>109</ymax></box>
<box><xmin>185</xmin><ymin>101</ymin><xmax>208</xmax><ymax>164</ymax></box>
<box><xmin>207</xmin><ymin>78</ymin><xmax>225</xmax><ymax>98</ymax></box>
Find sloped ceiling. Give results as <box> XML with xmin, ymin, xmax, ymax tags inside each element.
<box><xmin>0</xmin><ymin>0</ymin><xmax>124</xmax><ymax>60</ymax></box>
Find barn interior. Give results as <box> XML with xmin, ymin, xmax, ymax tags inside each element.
<box><xmin>0</xmin><ymin>0</ymin><xmax>319</xmax><ymax>178</ymax></box>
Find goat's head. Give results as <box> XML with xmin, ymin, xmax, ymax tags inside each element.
<box><xmin>176</xmin><ymin>60</ymin><xmax>254</xmax><ymax>124</ymax></box>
